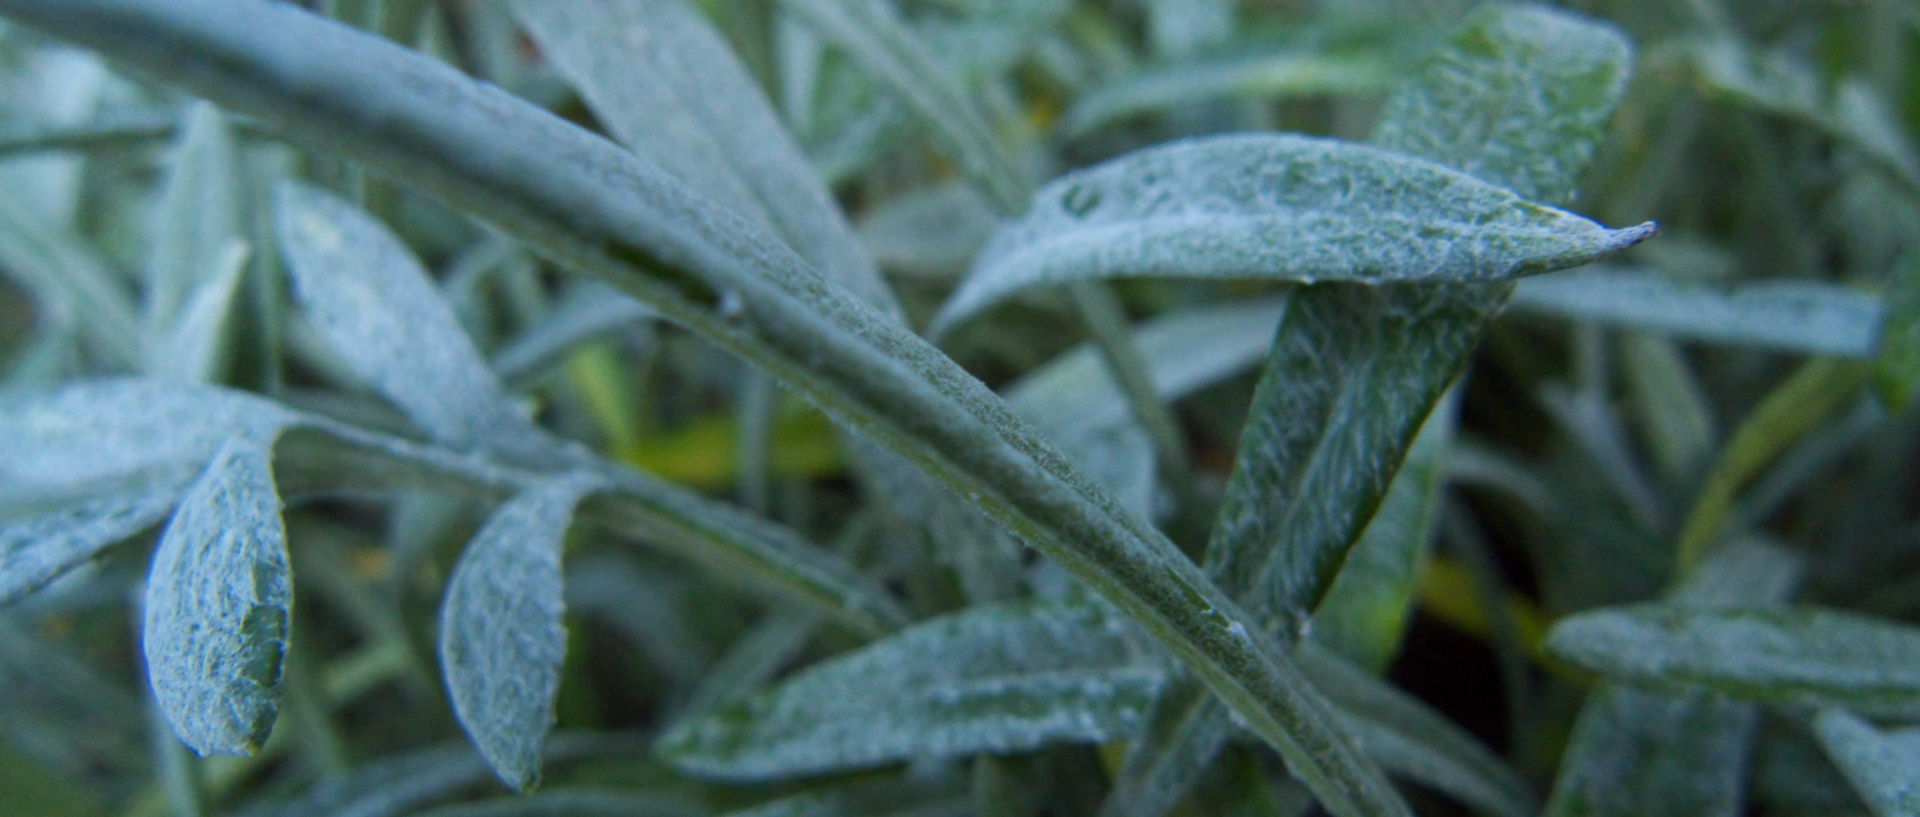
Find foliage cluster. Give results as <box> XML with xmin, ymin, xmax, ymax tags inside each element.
<box><xmin>0</xmin><ymin>1</ymin><xmax>1917</xmax><ymax>816</ymax></box>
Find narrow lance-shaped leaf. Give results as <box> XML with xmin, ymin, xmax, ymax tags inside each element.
<box><xmin>1061</xmin><ymin>49</ymin><xmax>1395</xmax><ymax>138</ymax></box>
<box><xmin>0</xmin><ymin>4</ymin><xmax>1407</xmax><ymax>813</ymax></box>
<box><xmin>1547</xmin><ymin>604</ymin><xmax>1920</xmax><ymax>718</ymax></box>
<box><xmin>1543</xmin><ymin>541</ymin><xmax>1803</xmax><ymax>817</ymax></box>
<box><xmin>933</xmin><ymin>133</ymin><xmax>1652</xmax><ymax>334</ymax></box>
<box><xmin>441</xmin><ymin>476</ymin><xmax>599</xmax><ymax>791</ymax></box>
<box><xmin>1102</xmin><ymin>9</ymin><xmax>1636</xmax><ymax>817</ymax></box>
<box><xmin>1008</xmin><ymin>297</ymin><xmax>1288</xmax><ymax>519</ymax></box>
<box><xmin>156</xmin><ymin>239</ymin><xmax>249</xmax><ymax>383</ymax></box>
<box><xmin>1512</xmin><ymin>267</ymin><xmax>1884</xmax><ymax>358</ymax></box>
<box><xmin>659</xmin><ymin>599</ymin><xmax>1163</xmax><ymax>779</ymax></box>
<box><xmin>0</xmin><ymin>378</ymin><xmax>294</xmax><ymax>502</ymax></box>
<box><xmin>146</xmin><ymin>101</ymin><xmax>240</xmax><ymax>344</ymax></box>
<box><xmin>507</xmin><ymin>0</ymin><xmax>897</xmax><ymax>316</ymax></box>
<box><xmin>0</xmin><ymin>483</ymin><xmax>185</xmax><ymax>607</ymax></box>
<box><xmin>1814</xmin><ymin>709</ymin><xmax>1920</xmax><ymax>817</ymax></box>
<box><xmin>1308</xmin><ymin>391</ymin><xmax>1455</xmax><ymax>671</ymax></box>
<box><xmin>275</xmin><ymin>183</ymin><xmax>552</xmax><ymax>462</ymax></box>
<box><xmin>663</xmin><ymin>597</ymin><xmax>1529</xmax><ymax>817</ymax></box>
<box><xmin>144</xmin><ymin>432</ymin><xmax>293</xmax><ymax>756</ymax></box>
<box><xmin>778</xmin><ymin>0</ymin><xmax>1029</xmax><ymax>210</ymax></box>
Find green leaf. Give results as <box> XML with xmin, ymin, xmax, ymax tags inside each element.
<box><xmin>1062</xmin><ymin>48</ymin><xmax>1394</xmax><ymax>138</ymax></box>
<box><xmin>0</xmin><ymin>482</ymin><xmax>183</xmax><ymax>607</ymax></box>
<box><xmin>1101</xmin><ymin>8</ymin><xmax>1637</xmax><ymax>817</ymax></box>
<box><xmin>146</xmin><ymin>102</ymin><xmax>240</xmax><ymax>347</ymax></box>
<box><xmin>1299</xmin><ymin>643</ymin><xmax>1536</xmax><ymax>817</ymax></box>
<box><xmin>1621</xmin><ymin>334</ymin><xmax>1716</xmax><ymax>481</ymax></box>
<box><xmin>228</xmin><ymin>733</ymin><xmax>644</xmax><ymax>817</ymax></box>
<box><xmin>440</xmin><ymin>476</ymin><xmax>598</xmax><ymax>791</ymax></box>
<box><xmin>0</xmin><ymin>378</ymin><xmax>293</xmax><ymax>501</ymax></box>
<box><xmin>1372</xmin><ymin>7</ymin><xmax>1633</xmax><ymax>206</ymax></box>
<box><xmin>143</xmin><ymin>432</ymin><xmax>292</xmax><ymax>756</ymax></box>
<box><xmin>857</xmin><ymin>181</ymin><xmax>999</xmax><ymax>281</ymax></box>
<box><xmin>932</xmin><ymin>133</ymin><xmax>1652</xmax><ymax>333</ymax></box>
<box><xmin>0</xmin><ymin>4</ymin><xmax>1404</xmax><ymax>812</ymax></box>
<box><xmin>1512</xmin><ymin>268</ymin><xmax>1884</xmax><ymax>357</ymax></box>
<box><xmin>274</xmin><ymin>183</ymin><xmax>551</xmax><ymax>461</ymax></box>
<box><xmin>1308</xmin><ymin>393</ymin><xmax>1452</xmax><ymax>671</ymax></box>
<box><xmin>778</xmin><ymin>0</ymin><xmax>1029</xmax><ymax>210</ymax></box>
<box><xmin>0</xmin><ymin>180</ymin><xmax>142</xmax><ymax>367</ymax></box>
<box><xmin>1874</xmin><ymin>253</ymin><xmax>1920</xmax><ymax>412</ymax></box>
<box><xmin>507</xmin><ymin>0</ymin><xmax>897</xmax><ymax>316</ymax></box>
<box><xmin>1689</xmin><ymin>39</ymin><xmax>1920</xmax><ymax>197</ymax></box>
<box><xmin>663</xmin><ymin>597</ymin><xmax>1526</xmax><ymax>817</ymax></box>
<box><xmin>658</xmin><ymin>599</ymin><xmax>1162</xmax><ymax>779</ymax></box>
<box><xmin>1007</xmin><ymin>297</ymin><xmax>1287</xmax><ymax>518</ymax></box>
<box><xmin>1673</xmin><ymin>360</ymin><xmax>1866</xmax><ymax>571</ymax></box>
<box><xmin>1210</xmin><ymin>286</ymin><xmax>1493</xmax><ymax>636</ymax></box>
<box><xmin>1542</xmin><ymin>542</ymin><xmax>1803</xmax><ymax>817</ymax></box>
<box><xmin>1814</xmin><ymin>708</ymin><xmax>1920</xmax><ymax>817</ymax></box>
<box><xmin>1547</xmin><ymin>605</ymin><xmax>1920</xmax><ymax>718</ymax></box>
<box><xmin>1544</xmin><ymin>687</ymin><xmax>1757</xmax><ymax>817</ymax></box>
<box><xmin>156</xmin><ymin>239</ymin><xmax>249</xmax><ymax>383</ymax></box>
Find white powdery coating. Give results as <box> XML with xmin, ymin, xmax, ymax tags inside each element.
<box><xmin>508</xmin><ymin>0</ymin><xmax>896</xmax><ymax>317</ymax></box>
<box><xmin>0</xmin><ymin>482</ymin><xmax>185</xmax><ymax>606</ymax></box>
<box><xmin>275</xmin><ymin>184</ymin><xmax>547</xmax><ymax>458</ymax></box>
<box><xmin>0</xmin><ymin>378</ymin><xmax>293</xmax><ymax>497</ymax></box>
<box><xmin>660</xmin><ymin>599</ymin><xmax>1168</xmax><ymax>779</ymax></box>
<box><xmin>440</xmin><ymin>476</ymin><xmax>598</xmax><ymax>790</ymax></box>
<box><xmin>936</xmin><ymin>133</ymin><xmax>1653</xmax><ymax>332</ymax></box>
<box><xmin>1512</xmin><ymin>268</ymin><xmax>1883</xmax><ymax>357</ymax></box>
<box><xmin>1547</xmin><ymin>605</ymin><xmax>1920</xmax><ymax>719</ymax></box>
<box><xmin>143</xmin><ymin>433</ymin><xmax>291</xmax><ymax>756</ymax></box>
<box><xmin>1814</xmin><ymin>709</ymin><xmax>1920</xmax><ymax>816</ymax></box>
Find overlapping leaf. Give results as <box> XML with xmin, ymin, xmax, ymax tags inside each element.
<box><xmin>441</xmin><ymin>477</ymin><xmax>599</xmax><ymax>790</ymax></box>
<box><xmin>1814</xmin><ymin>709</ymin><xmax>1920</xmax><ymax>817</ymax></box>
<box><xmin>933</xmin><ymin>133</ymin><xmax>1652</xmax><ymax>333</ymax></box>
<box><xmin>275</xmin><ymin>183</ymin><xmax>552</xmax><ymax>460</ymax></box>
<box><xmin>143</xmin><ymin>432</ymin><xmax>292</xmax><ymax>756</ymax></box>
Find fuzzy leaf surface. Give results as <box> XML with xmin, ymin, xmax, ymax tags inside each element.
<box><xmin>0</xmin><ymin>378</ymin><xmax>293</xmax><ymax>501</ymax></box>
<box><xmin>441</xmin><ymin>477</ymin><xmax>598</xmax><ymax>790</ymax></box>
<box><xmin>935</xmin><ymin>132</ymin><xmax>1652</xmax><ymax>332</ymax></box>
<box><xmin>1548</xmin><ymin>605</ymin><xmax>1920</xmax><ymax>718</ymax></box>
<box><xmin>1815</xmin><ymin>709</ymin><xmax>1920</xmax><ymax>817</ymax></box>
<box><xmin>143</xmin><ymin>433</ymin><xmax>292</xmax><ymax>756</ymax></box>
<box><xmin>1514</xmin><ymin>268</ymin><xmax>1884</xmax><ymax>357</ymax></box>
<box><xmin>1102</xmin><ymin>9</ymin><xmax>1636</xmax><ymax>817</ymax></box>
<box><xmin>507</xmin><ymin>0</ymin><xmax>895</xmax><ymax>315</ymax></box>
<box><xmin>275</xmin><ymin>183</ymin><xmax>548</xmax><ymax>458</ymax></box>
<box><xmin>658</xmin><ymin>600</ymin><xmax>1161</xmax><ymax>780</ymax></box>
<box><xmin>146</xmin><ymin>101</ymin><xmax>239</xmax><ymax>346</ymax></box>
<box><xmin>0</xmin><ymin>482</ymin><xmax>184</xmax><ymax>606</ymax></box>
